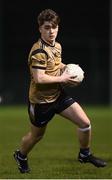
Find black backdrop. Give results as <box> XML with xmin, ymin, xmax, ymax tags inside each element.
<box><xmin>0</xmin><ymin>0</ymin><xmax>109</xmax><ymax>105</ymax></box>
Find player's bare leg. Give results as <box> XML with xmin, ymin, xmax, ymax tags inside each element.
<box><xmin>60</xmin><ymin>102</ymin><xmax>91</xmax><ymax>148</ymax></box>
<box><xmin>60</xmin><ymin>102</ymin><xmax>106</xmax><ymax>167</ymax></box>
<box><xmin>13</xmin><ymin>124</ymin><xmax>47</xmax><ymax>173</ymax></box>
<box><xmin>20</xmin><ymin>124</ymin><xmax>47</xmax><ymax>155</ymax></box>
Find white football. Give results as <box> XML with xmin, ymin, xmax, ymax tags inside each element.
<box><xmin>64</xmin><ymin>64</ymin><xmax>84</xmax><ymax>84</ymax></box>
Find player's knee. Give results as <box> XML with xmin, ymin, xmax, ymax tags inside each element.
<box><xmin>22</xmin><ymin>132</ymin><xmax>44</xmax><ymax>144</ymax></box>
<box><xmin>78</xmin><ymin>122</ymin><xmax>91</xmax><ymax>132</ymax></box>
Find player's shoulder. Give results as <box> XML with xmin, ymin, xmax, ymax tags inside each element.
<box><xmin>30</xmin><ymin>39</ymin><xmax>48</xmax><ymax>57</ymax></box>
<box><xmin>55</xmin><ymin>41</ymin><xmax>62</xmax><ymax>50</ymax></box>
<box><xmin>31</xmin><ymin>40</ymin><xmax>41</xmax><ymax>51</ymax></box>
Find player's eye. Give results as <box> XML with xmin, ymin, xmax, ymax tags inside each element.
<box><xmin>44</xmin><ymin>26</ymin><xmax>51</xmax><ymax>30</ymax></box>
<box><xmin>52</xmin><ymin>25</ymin><xmax>57</xmax><ymax>29</ymax></box>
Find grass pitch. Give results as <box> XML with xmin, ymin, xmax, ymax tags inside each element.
<box><xmin>0</xmin><ymin>105</ymin><xmax>112</xmax><ymax>179</ymax></box>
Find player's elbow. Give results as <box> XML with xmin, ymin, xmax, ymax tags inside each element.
<box><xmin>34</xmin><ymin>74</ymin><xmax>45</xmax><ymax>84</ymax></box>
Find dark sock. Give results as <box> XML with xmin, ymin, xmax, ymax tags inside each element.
<box><xmin>80</xmin><ymin>148</ymin><xmax>91</xmax><ymax>156</ymax></box>
<box><xmin>18</xmin><ymin>150</ymin><xmax>27</xmax><ymax>159</ymax></box>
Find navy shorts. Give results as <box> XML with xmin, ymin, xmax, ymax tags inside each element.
<box><xmin>28</xmin><ymin>91</ymin><xmax>75</xmax><ymax>127</ymax></box>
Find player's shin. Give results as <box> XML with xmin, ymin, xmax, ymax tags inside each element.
<box><xmin>77</xmin><ymin>124</ymin><xmax>91</xmax><ymax>155</ymax></box>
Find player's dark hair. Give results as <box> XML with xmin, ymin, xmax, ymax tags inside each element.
<box><xmin>37</xmin><ymin>9</ymin><xmax>60</xmax><ymax>27</ymax></box>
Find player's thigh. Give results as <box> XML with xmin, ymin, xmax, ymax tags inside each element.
<box><xmin>59</xmin><ymin>102</ymin><xmax>90</xmax><ymax>127</ymax></box>
<box><xmin>30</xmin><ymin>123</ymin><xmax>47</xmax><ymax>138</ymax></box>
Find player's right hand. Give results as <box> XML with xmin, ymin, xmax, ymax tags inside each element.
<box><xmin>60</xmin><ymin>70</ymin><xmax>77</xmax><ymax>83</ymax></box>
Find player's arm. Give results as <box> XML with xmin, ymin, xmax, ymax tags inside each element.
<box><xmin>32</xmin><ymin>68</ymin><xmax>76</xmax><ymax>84</ymax></box>
<box><xmin>30</xmin><ymin>50</ymin><xmax>76</xmax><ymax>84</ymax></box>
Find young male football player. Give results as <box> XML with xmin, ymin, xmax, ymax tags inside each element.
<box><xmin>13</xmin><ymin>9</ymin><xmax>106</xmax><ymax>173</ymax></box>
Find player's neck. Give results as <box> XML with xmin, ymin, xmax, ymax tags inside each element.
<box><xmin>41</xmin><ymin>38</ymin><xmax>55</xmax><ymax>47</ymax></box>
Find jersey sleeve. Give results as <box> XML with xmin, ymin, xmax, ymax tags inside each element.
<box><xmin>30</xmin><ymin>49</ymin><xmax>48</xmax><ymax>70</ymax></box>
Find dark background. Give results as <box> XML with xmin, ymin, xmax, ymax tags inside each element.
<box><xmin>0</xmin><ymin>0</ymin><xmax>110</xmax><ymax>105</ymax></box>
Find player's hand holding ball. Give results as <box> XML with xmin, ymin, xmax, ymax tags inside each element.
<box><xmin>61</xmin><ymin>64</ymin><xmax>84</xmax><ymax>87</ymax></box>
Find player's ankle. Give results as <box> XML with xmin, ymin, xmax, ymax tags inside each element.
<box><xmin>79</xmin><ymin>147</ymin><xmax>91</xmax><ymax>157</ymax></box>
<box><xmin>18</xmin><ymin>150</ymin><xmax>27</xmax><ymax>159</ymax></box>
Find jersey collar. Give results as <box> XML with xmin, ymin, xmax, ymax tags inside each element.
<box><xmin>40</xmin><ymin>38</ymin><xmax>55</xmax><ymax>47</ymax></box>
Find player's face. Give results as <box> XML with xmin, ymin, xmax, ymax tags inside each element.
<box><xmin>39</xmin><ymin>21</ymin><xmax>59</xmax><ymax>45</ymax></box>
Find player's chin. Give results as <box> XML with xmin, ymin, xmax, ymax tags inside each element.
<box><xmin>49</xmin><ymin>36</ymin><xmax>55</xmax><ymax>41</ymax></box>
